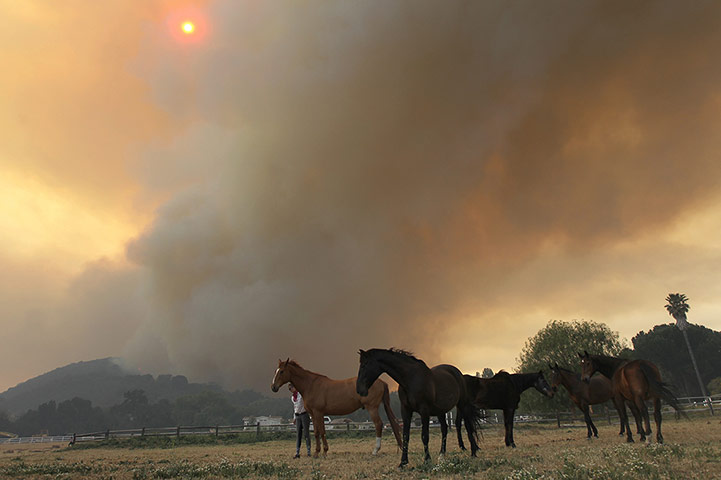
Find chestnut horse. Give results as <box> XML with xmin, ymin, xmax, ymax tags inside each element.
<box><xmin>579</xmin><ymin>351</ymin><xmax>684</xmax><ymax>443</ymax></box>
<box><xmin>548</xmin><ymin>364</ymin><xmax>626</xmax><ymax>438</ymax></box>
<box><xmin>356</xmin><ymin>348</ymin><xmax>482</xmax><ymax>468</ymax></box>
<box><xmin>457</xmin><ymin>371</ymin><xmax>553</xmax><ymax>449</ymax></box>
<box><xmin>271</xmin><ymin>359</ymin><xmax>402</xmax><ymax>456</ymax></box>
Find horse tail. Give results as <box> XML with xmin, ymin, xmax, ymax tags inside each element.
<box><xmin>639</xmin><ymin>362</ymin><xmax>687</xmax><ymax>418</ymax></box>
<box><xmin>381</xmin><ymin>382</ymin><xmax>403</xmax><ymax>448</ymax></box>
<box><xmin>462</xmin><ymin>402</ymin><xmax>485</xmax><ymax>442</ymax></box>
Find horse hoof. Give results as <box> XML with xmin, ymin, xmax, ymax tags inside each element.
<box><xmin>627</xmin><ymin>438</ymin><xmax>634</xmax><ymax>443</ymax></box>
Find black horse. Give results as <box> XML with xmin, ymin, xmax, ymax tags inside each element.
<box><xmin>456</xmin><ymin>371</ymin><xmax>553</xmax><ymax>449</ymax></box>
<box><xmin>356</xmin><ymin>348</ymin><xmax>482</xmax><ymax>468</ymax></box>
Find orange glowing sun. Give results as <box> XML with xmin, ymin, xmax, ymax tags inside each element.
<box><xmin>181</xmin><ymin>21</ymin><xmax>195</xmax><ymax>34</ymax></box>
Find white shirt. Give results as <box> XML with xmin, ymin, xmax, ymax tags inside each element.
<box><xmin>291</xmin><ymin>391</ymin><xmax>306</xmax><ymax>415</ymax></box>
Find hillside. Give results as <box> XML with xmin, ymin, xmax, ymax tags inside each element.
<box><xmin>0</xmin><ymin>358</ymin><xmax>222</xmax><ymax>417</ymax></box>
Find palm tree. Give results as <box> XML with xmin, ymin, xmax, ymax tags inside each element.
<box><xmin>665</xmin><ymin>293</ymin><xmax>713</xmax><ymax>414</ymax></box>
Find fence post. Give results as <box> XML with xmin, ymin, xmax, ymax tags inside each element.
<box><xmin>176</xmin><ymin>426</ymin><xmax>181</xmax><ymax>439</ymax></box>
<box><xmin>215</xmin><ymin>426</ymin><xmax>219</xmax><ymax>437</ymax></box>
<box><xmin>105</xmin><ymin>429</ymin><xmax>110</xmax><ymax>440</ymax></box>
<box><xmin>256</xmin><ymin>422</ymin><xmax>261</xmax><ymax>439</ymax></box>
<box><xmin>141</xmin><ymin>427</ymin><xmax>145</xmax><ymax>437</ymax></box>
<box><xmin>556</xmin><ymin>411</ymin><xmax>561</xmax><ymax>428</ymax></box>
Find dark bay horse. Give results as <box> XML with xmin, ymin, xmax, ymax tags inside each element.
<box><xmin>356</xmin><ymin>348</ymin><xmax>482</xmax><ymax>468</ymax></box>
<box><xmin>548</xmin><ymin>364</ymin><xmax>626</xmax><ymax>438</ymax></box>
<box><xmin>271</xmin><ymin>359</ymin><xmax>402</xmax><ymax>456</ymax></box>
<box><xmin>579</xmin><ymin>351</ymin><xmax>684</xmax><ymax>443</ymax></box>
<box><xmin>457</xmin><ymin>371</ymin><xmax>553</xmax><ymax>449</ymax></box>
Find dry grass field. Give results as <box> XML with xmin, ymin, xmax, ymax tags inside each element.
<box><xmin>1</xmin><ymin>417</ymin><xmax>720</xmax><ymax>479</ymax></box>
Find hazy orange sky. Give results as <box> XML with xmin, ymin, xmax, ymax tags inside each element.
<box><xmin>2</xmin><ymin>0</ymin><xmax>721</xmax><ymax>393</ymax></box>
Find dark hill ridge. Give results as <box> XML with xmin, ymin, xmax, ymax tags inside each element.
<box><xmin>0</xmin><ymin>358</ymin><xmax>222</xmax><ymax>417</ymax></box>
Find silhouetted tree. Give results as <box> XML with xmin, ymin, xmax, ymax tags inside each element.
<box><xmin>516</xmin><ymin>319</ymin><xmax>626</xmax><ymax>412</ymax></box>
<box><xmin>664</xmin><ymin>293</ymin><xmax>709</xmax><ymax>404</ymax></box>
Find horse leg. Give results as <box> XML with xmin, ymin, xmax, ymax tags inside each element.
<box><xmin>617</xmin><ymin>397</ymin><xmax>634</xmax><ymax>443</ymax></box>
<box><xmin>627</xmin><ymin>401</ymin><xmax>645</xmax><ymax>442</ymax></box>
<box><xmin>421</xmin><ymin>413</ymin><xmax>431</xmax><ymax>462</ymax></box>
<box><xmin>503</xmin><ymin>408</ymin><xmax>516</xmax><ymax>448</ymax></box>
<box><xmin>611</xmin><ymin>398</ymin><xmax>625</xmax><ymax>436</ymax></box>
<box><xmin>369</xmin><ymin>407</ymin><xmax>383</xmax><ymax>455</ymax></box>
<box><xmin>462</xmin><ymin>406</ymin><xmax>480</xmax><ymax>457</ymax></box>
<box><xmin>438</xmin><ymin>415</ymin><xmax>448</xmax><ymax>456</ymax></box>
<box><xmin>399</xmin><ymin>405</ymin><xmax>412</xmax><ymax>468</ymax></box>
<box><xmin>582</xmin><ymin>405</ymin><xmax>596</xmax><ymax>438</ymax></box>
<box><xmin>640</xmin><ymin>398</ymin><xmax>652</xmax><ymax>437</ymax></box>
<box><xmin>320</xmin><ymin>421</ymin><xmax>329</xmax><ymax>455</ymax></box>
<box><xmin>654</xmin><ymin>397</ymin><xmax>663</xmax><ymax>444</ymax></box>
<box><xmin>455</xmin><ymin>408</ymin><xmax>466</xmax><ymax>451</ymax></box>
<box><xmin>308</xmin><ymin>411</ymin><xmax>322</xmax><ymax>457</ymax></box>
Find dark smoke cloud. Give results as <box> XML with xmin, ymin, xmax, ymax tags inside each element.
<box><xmin>121</xmin><ymin>0</ymin><xmax>721</xmax><ymax>389</ymax></box>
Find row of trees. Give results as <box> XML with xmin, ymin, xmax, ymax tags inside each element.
<box><xmin>0</xmin><ymin>389</ymin><xmax>292</xmax><ymax>437</ymax></box>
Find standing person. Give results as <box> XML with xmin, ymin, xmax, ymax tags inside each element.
<box><xmin>290</xmin><ymin>383</ymin><xmax>311</xmax><ymax>458</ymax></box>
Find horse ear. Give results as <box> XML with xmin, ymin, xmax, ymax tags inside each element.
<box><xmin>284</xmin><ymin>358</ymin><xmax>290</xmax><ymax>366</ymax></box>
<box><xmin>577</xmin><ymin>352</ymin><xmax>583</xmax><ymax>358</ymax></box>
<box><xmin>584</xmin><ymin>350</ymin><xmax>589</xmax><ymax>357</ymax></box>
<box><xmin>358</xmin><ymin>349</ymin><xmax>365</xmax><ymax>355</ymax></box>
<box><xmin>547</xmin><ymin>363</ymin><xmax>553</xmax><ymax>370</ymax></box>
<box><xmin>554</xmin><ymin>362</ymin><xmax>559</xmax><ymax>368</ymax></box>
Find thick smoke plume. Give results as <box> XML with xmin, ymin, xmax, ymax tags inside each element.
<box><xmin>116</xmin><ymin>0</ymin><xmax>721</xmax><ymax>389</ymax></box>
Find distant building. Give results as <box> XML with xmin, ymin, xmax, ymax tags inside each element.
<box><xmin>243</xmin><ymin>415</ymin><xmax>283</xmax><ymax>426</ymax></box>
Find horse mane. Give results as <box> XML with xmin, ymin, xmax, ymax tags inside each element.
<box><xmin>378</xmin><ymin>347</ymin><xmax>428</xmax><ymax>367</ymax></box>
<box><xmin>492</xmin><ymin>370</ymin><xmax>511</xmax><ymax>379</ymax></box>
<box><xmin>590</xmin><ymin>353</ymin><xmax>628</xmax><ymax>362</ymax></box>
<box><xmin>389</xmin><ymin>347</ymin><xmax>416</xmax><ymax>358</ymax></box>
<box><xmin>554</xmin><ymin>365</ymin><xmax>577</xmax><ymax>375</ymax></box>
<box><xmin>286</xmin><ymin>359</ymin><xmax>330</xmax><ymax>379</ymax></box>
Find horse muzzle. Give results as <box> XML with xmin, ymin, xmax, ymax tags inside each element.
<box><xmin>271</xmin><ymin>384</ymin><xmax>279</xmax><ymax>393</ymax></box>
<box><xmin>356</xmin><ymin>382</ymin><xmax>369</xmax><ymax>397</ymax></box>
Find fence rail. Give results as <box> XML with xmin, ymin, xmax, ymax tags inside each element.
<box><xmin>1</xmin><ymin>395</ymin><xmax>717</xmax><ymax>446</ymax></box>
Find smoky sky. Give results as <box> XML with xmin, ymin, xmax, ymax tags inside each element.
<box><xmin>100</xmin><ymin>0</ymin><xmax>721</xmax><ymax>390</ymax></box>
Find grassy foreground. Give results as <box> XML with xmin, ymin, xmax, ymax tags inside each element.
<box><xmin>1</xmin><ymin>417</ymin><xmax>719</xmax><ymax>479</ymax></box>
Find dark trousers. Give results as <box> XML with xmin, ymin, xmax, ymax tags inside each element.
<box><xmin>295</xmin><ymin>412</ymin><xmax>311</xmax><ymax>454</ymax></box>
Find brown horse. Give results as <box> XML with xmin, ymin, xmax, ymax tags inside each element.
<box><xmin>579</xmin><ymin>352</ymin><xmax>684</xmax><ymax>443</ymax></box>
<box><xmin>271</xmin><ymin>359</ymin><xmax>402</xmax><ymax>456</ymax></box>
<box><xmin>548</xmin><ymin>363</ymin><xmax>626</xmax><ymax>438</ymax></box>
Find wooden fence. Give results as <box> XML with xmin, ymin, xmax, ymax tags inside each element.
<box><xmin>2</xmin><ymin>395</ymin><xmax>717</xmax><ymax>446</ymax></box>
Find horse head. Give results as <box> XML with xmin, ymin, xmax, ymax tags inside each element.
<box><xmin>356</xmin><ymin>349</ymin><xmax>382</xmax><ymax>397</ymax></box>
<box><xmin>534</xmin><ymin>370</ymin><xmax>554</xmax><ymax>398</ymax></box>
<box><xmin>548</xmin><ymin>363</ymin><xmax>561</xmax><ymax>392</ymax></box>
<box><xmin>271</xmin><ymin>358</ymin><xmax>291</xmax><ymax>392</ymax></box>
<box><xmin>578</xmin><ymin>351</ymin><xmax>596</xmax><ymax>383</ymax></box>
